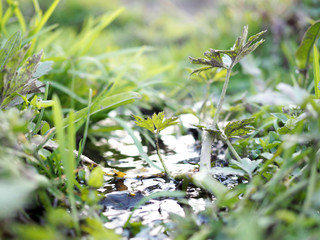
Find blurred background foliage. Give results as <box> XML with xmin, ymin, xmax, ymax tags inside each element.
<box><xmin>5</xmin><ymin>0</ymin><xmax>319</xmax><ymax>116</ymax></box>
<box><xmin>1</xmin><ymin>0</ymin><xmax>320</xmax><ymax>239</ymax></box>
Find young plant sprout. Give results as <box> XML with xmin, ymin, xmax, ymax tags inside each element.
<box><xmin>189</xmin><ymin>26</ymin><xmax>266</xmax><ymax>171</ymax></box>
<box><xmin>133</xmin><ymin>112</ymin><xmax>179</xmax><ymax>178</ymax></box>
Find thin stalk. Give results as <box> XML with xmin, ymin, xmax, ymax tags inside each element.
<box><xmin>225</xmin><ymin>138</ymin><xmax>242</xmax><ymax>162</ymax></box>
<box><xmin>199</xmin><ymin>80</ymin><xmax>211</xmax><ymax>120</ymax></box>
<box><xmin>76</xmin><ymin>88</ymin><xmax>92</xmax><ymax>166</ymax></box>
<box><xmin>199</xmin><ymin>64</ymin><xmax>234</xmax><ymax>171</ymax></box>
<box><xmin>212</xmin><ymin>65</ymin><xmax>233</xmax><ymax>126</ymax></box>
<box><xmin>313</xmin><ymin>44</ymin><xmax>320</xmax><ymax>98</ymax></box>
<box><xmin>0</xmin><ymin>0</ymin><xmax>2</xmax><ymax>24</ymax></box>
<box><xmin>155</xmin><ymin>133</ymin><xmax>173</xmax><ymax>178</ymax></box>
<box><xmin>70</xmin><ymin>60</ymin><xmax>76</xmax><ymax>109</ymax></box>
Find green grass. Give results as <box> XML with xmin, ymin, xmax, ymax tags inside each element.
<box><xmin>0</xmin><ymin>1</ymin><xmax>320</xmax><ymax>239</ymax></box>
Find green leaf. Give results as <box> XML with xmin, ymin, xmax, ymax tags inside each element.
<box><xmin>295</xmin><ymin>20</ymin><xmax>320</xmax><ymax>71</ymax></box>
<box><xmin>189</xmin><ymin>26</ymin><xmax>266</xmax><ymax>74</ymax></box>
<box><xmin>1</xmin><ymin>44</ymin><xmax>31</xmax><ymax>95</ymax></box>
<box><xmin>133</xmin><ymin>112</ymin><xmax>178</xmax><ymax>133</ymax></box>
<box><xmin>32</xmin><ymin>61</ymin><xmax>53</xmax><ymax>78</ymax></box>
<box><xmin>192</xmin><ymin>123</ymin><xmax>222</xmax><ymax>137</ymax></box>
<box><xmin>48</xmin><ymin>80</ymin><xmax>88</xmax><ymax>105</ymax></box>
<box><xmin>190</xmin><ymin>66</ymin><xmax>215</xmax><ymax>75</ymax></box>
<box><xmin>40</xmin><ymin>121</ymin><xmax>50</xmax><ymax>135</ymax></box>
<box><xmin>152</xmin><ymin>112</ymin><xmax>178</xmax><ymax>132</ymax></box>
<box><xmin>189</xmin><ymin>49</ymin><xmax>227</xmax><ymax>75</ymax></box>
<box><xmin>152</xmin><ymin>112</ymin><xmax>164</xmax><ymax>131</ymax></box>
<box><xmin>0</xmin><ymin>31</ymin><xmax>21</xmax><ymax>72</ymax></box>
<box><xmin>225</xmin><ymin>117</ymin><xmax>255</xmax><ymax>138</ymax></box>
<box><xmin>1</xmin><ymin>48</ymin><xmax>46</xmax><ymax>109</ymax></box>
<box><xmin>313</xmin><ymin>44</ymin><xmax>320</xmax><ymax>98</ymax></box>
<box><xmin>67</xmin><ymin>91</ymin><xmax>140</xmax><ymax>127</ymax></box>
<box><xmin>271</xmin><ymin>113</ymin><xmax>289</xmax><ymax>123</ymax></box>
<box><xmin>133</xmin><ymin>115</ymin><xmax>154</xmax><ymax>132</ymax></box>
<box><xmin>230</xmin><ymin>158</ymin><xmax>262</xmax><ymax>179</ymax></box>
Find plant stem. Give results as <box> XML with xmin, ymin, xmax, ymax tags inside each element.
<box><xmin>212</xmin><ymin>65</ymin><xmax>233</xmax><ymax>126</ymax></box>
<box><xmin>225</xmin><ymin>138</ymin><xmax>242</xmax><ymax>162</ymax></box>
<box><xmin>199</xmin><ymin>131</ymin><xmax>214</xmax><ymax>170</ymax></box>
<box><xmin>199</xmin><ymin>80</ymin><xmax>211</xmax><ymax>120</ymax></box>
<box><xmin>155</xmin><ymin>133</ymin><xmax>172</xmax><ymax>178</ymax></box>
<box><xmin>199</xmin><ymin>64</ymin><xmax>233</xmax><ymax>171</ymax></box>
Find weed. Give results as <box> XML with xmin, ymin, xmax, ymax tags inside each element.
<box><xmin>189</xmin><ymin>26</ymin><xmax>266</xmax><ymax>171</ymax></box>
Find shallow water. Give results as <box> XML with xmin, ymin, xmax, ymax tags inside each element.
<box><xmin>90</xmin><ymin>120</ymin><xmax>238</xmax><ymax>239</ymax></box>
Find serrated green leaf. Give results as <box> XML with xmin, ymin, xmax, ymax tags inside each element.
<box><xmin>15</xmin><ymin>51</ymin><xmax>43</xmax><ymax>88</ymax></box>
<box><xmin>0</xmin><ymin>48</ymin><xmax>46</xmax><ymax>108</ymax></box>
<box><xmin>192</xmin><ymin>123</ymin><xmax>222</xmax><ymax>137</ymax></box>
<box><xmin>230</xmin><ymin>158</ymin><xmax>262</xmax><ymax>179</ymax></box>
<box><xmin>189</xmin><ymin>49</ymin><xmax>227</xmax><ymax>75</ymax></box>
<box><xmin>1</xmin><ymin>44</ymin><xmax>31</xmax><ymax>96</ymax></box>
<box><xmin>225</xmin><ymin>117</ymin><xmax>255</xmax><ymax>138</ymax></box>
<box><xmin>295</xmin><ymin>20</ymin><xmax>320</xmax><ymax>71</ymax></box>
<box><xmin>235</xmin><ymin>39</ymin><xmax>265</xmax><ymax>65</ymax></box>
<box><xmin>245</xmin><ymin>29</ymin><xmax>267</xmax><ymax>49</ymax></box>
<box><xmin>152</xmin><ymin>112</ymin><xmax>164</xmax><ymax>130</ymax></box>
<box><xmin>152</xmin><ymin>112</ymin><xmax>178</xmax><ymax>132</ymax></box>
<box><xmin>237</xmin><ymin>25</ymin><xmax>249</xmax><ymax>50</ymax></box>
<box><xmin>133</xmin><ymin>115</ymin><xmax>154</xmax><ymax>132</ymax></box>
<box><xmin>134</xmin><ymin>112</ymin><xmax>178</xmax><ymax>133</ymax></box>
<box><xmin>189</xmin><ymin>26</ymin><xmax>266</xmax><ymax>75</ymax></box>
<box><xmin>159</xmin><ymin>117</ymin><xmax>179</xmax><ymax>131</ymax></box>
<box><xmin>0</xmin><ymin>31</ymin><xmax>21</xmax><ymax>72</ymax></box>
<box><xmin>190</xmin><ymin>66</ymin><xmax>214</xmax><ymax>75</ymax></box>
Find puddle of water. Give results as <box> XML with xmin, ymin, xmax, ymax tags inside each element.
<box><xmin>89</xmin><ymin>117</ymin><xmax>238</xmax><ymax>238</ymax></box>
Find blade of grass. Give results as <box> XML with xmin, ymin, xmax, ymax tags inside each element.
<box><xmin>47</xmin><ymin>80</ymin><xmax>88</xmax><ymax>105</ymax></box>
<box><xmin>1</xmin><ymin>5</ymin><xmax>13</xmax><ymax>36</ymax></box>
<box><xmin>114</xmin><ymin>117</ymin><xmax>163</xmax><ymax>171</ymax></box>
<box><xmin>107</xmin><ymin>46</ymin><xmax>148</xmax><ymax>96</ymax></box>
<box><xmin>67</xmin><ymin>91</ymin><xmax>140</xmax><ymax>127</ymax></box>
<box><xmin>76</xmin><ymin>88</ymin><xmax>92</xmax><ymax>166</ymax></box>
<box><xmin>22</xmin><ymin>24</ymin><xmax>59</xmax><ymax>45</ymax></box>
<box><xmin>66</xmin><ymin>110</ymin><xmax>79</xmax><ymax>234</ymax></box>
<box><xmin>29</xmin><ymin>0</ymin><xmax>60</xmax><ymax>36</ymax></box>
<box><xmin>68</xmin><ymin>8</ymin><xmax>124</xmax><ymax>56</ymax></box>
<box><xmin>13</xmin><ymin>4</ymin><xmax>26</xmax><ymax>34</ymax></box>
<box><xmin>32</xmin><ymin>0</ymin><xmax>41</xmax><ymax>13</ymax></box>
<box><xmin>0</xmin><ymin>0</ymin><xmax>2</xmax><ymax>23</ymax></box>
<box><xmin>52</xmin><ymin>95</ymin><xmax>79</xmax><ymax>234</ymax></box>
<box><xmin>313</xmin><ymin>44</ymin><xmax>320</xmax><ymax>98</ymax></box>
<box><xmin>95</xmin><ymin>46</ymin><xmax>154</xmax><ymax>60</ymax></box>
